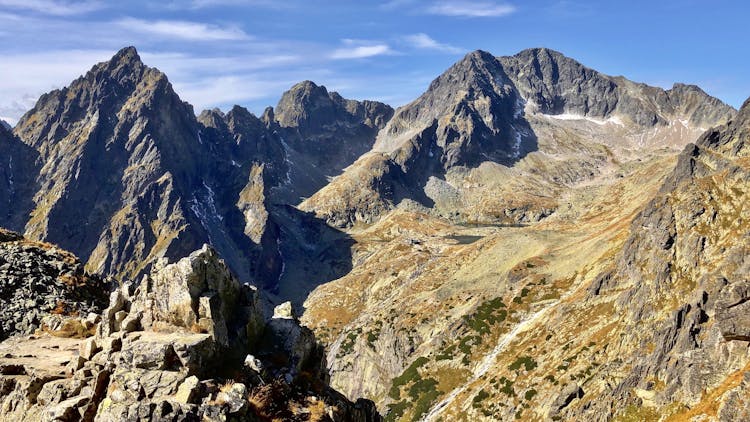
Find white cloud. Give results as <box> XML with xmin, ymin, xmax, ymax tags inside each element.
<box><xmin>187</xmin><ymin>0</ymin><xmax>284</xmax><ymax>8</ymax></box>
<box><xmin>142</xmin><ymin>52</ymin><xmax>301</xmax><ymax>77</ymax></box>
<box><xmin>0</xmin><ymin>0</ymin><xmax>103</xmax><ymax>16</ymax></box>
<box><xmin>330</xmin><ymin>44</ymin><xmax>393</xmax><ymax>60</ymax></box>
<box><xmin>380</xmin><ymin>0</ymin><xmax>415</xmax><ymax>9</ymax></box>
<box><xmin>403</xmin><ymin>33</ymin><xmax>462</xmax><ymax>53</ymax></box>
<box><xmin>0</xmin><ymin>49</ymin><xmax>116</xmax><ymax>122</ymax></box>
<box><xmin>426</xmin><ymin>1</ymin><xmax>516</xmax><ymax>17</ymax></box>
<box><xmin>114</xmin><ymin>17</ymin><xmax>251</xmax><ymax>41</ymax></box>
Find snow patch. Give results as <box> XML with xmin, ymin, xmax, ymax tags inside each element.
<box><xmin>197</xmin><ymin>130</ymin><xmax>203</xmax><ymax>145</ymax></box>
<box><xmin>545</xmin><ymin>113</ymin><xmax>624</xmax><ymax>127</ymax></box>
<box><xmin>189</xmin><ymin>180</ymin><xmax>225</xmax><ymax>245</ymax></box>
<box><xmin>231</xmin><ymin>159</ymin><xmax>241</xmax><ymax>168</ymax></box>
<box><xmin>7</xmin><ymin>155</ymin><xmax>13</xmax><ymax>193</ymax></box>
<box><xmin>511</xmin><ymin>130</ymin><xmax>522</xmax><ymax>158</ymax></box>
<box><xmin>277</xmin><ymin>132</ymin><xmax>294</xmax><ymax>186</ymax></box>
<box><xmin>513</xmin><ymin>96</ymin><xmax>526</xmax><ymax>119</ymax></box>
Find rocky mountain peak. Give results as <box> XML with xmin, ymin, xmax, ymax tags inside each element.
<box><xmin>274</xmin><ymin>80</ymin><xmax>340</xmax><ymax>130</ymax></box>
<box><xmin>428</xmin><ymin>49</ymin><xmax>506</xmax><ymax>95</ymax></box>
<box><xmin>197</xmin><ymin>108</ymin><xmax>227</xmax><ymax>131</ymax></box>
<box><xmin>0</xmin><ymin>120</ymin><xmax>10</xmax><ymax>131</ymax></box>
<box><xmin>374</xmin><ymin>48</ymin><xmax>523</xmax><ymax>165</ymax></box>
<box><xmin>227</xmin><ymin>104</ymin><xmax>265</xmax><ymax>134</ymax></box>
<box><xmin>9</xmin><ymin>46</ymin><xmax>208</xmax><ymax>278</ymax></box>
<box><xmin>111</xmin><ymin>45</ymin><xmax>140</xmax><ymax>63</ymax></box>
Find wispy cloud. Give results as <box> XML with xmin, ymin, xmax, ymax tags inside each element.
<box><xmin>380</xmin><ymin>0</ymin><xmax>415</xmax><ymax>10</ymax></box>
<box><xmin>330</xmin><ymin>40</ymin><xmax>393</xmax><ymax>60</ymax></box>
<box><xmin>0</xmin><ymin>49</ymin><xmax>116</xmax><ymax>122</ymax></box>
<box><xmin>163</xmin><ymin>0</ymin><xmax>289</xmax><ymax>10</ymax></box>
<box><xmin>0</xmin><ymin>0</ymin><xmax>103</xmax><ymax>16</ymax></box>
<box><xmin>114</xmin><ymin>18</ymin><xmax>251</xmax><ymax>41</ymax></box>
<box><xmin>403</xmin><ymin>33</ymin><xmax>462</xmax><ymax>53</ymax></box>
<box><xmin>426</xmin><ymin>1</ymin><xmax>516</xmax><ymax>17</ymax></box>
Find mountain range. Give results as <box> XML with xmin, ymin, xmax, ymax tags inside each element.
<box><xmin>0</xmin><ymin>46</ymin><xmax>747</xmax><ymax>421</ymax></box>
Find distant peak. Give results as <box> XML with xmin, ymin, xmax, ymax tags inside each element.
<box><xmin>669</xmin><ymin>83</ymin><xmax>710</xmax><ymax>96</ymax></box>
<box><xmin>466</xmin><ymin>49</ymin><xmax>494</xmax><ymax>59</ymax></box>
<box><xmin>285</xmin><ymin>80</ymin><xmax>329</xmax><ymax>98</ymax></box>
<box><xmin>294</xmin><ymin>80</ymin><xmax>319</xmax><ymax>89</ymax></box>
<box><xmin>459</xmin><ymin>49</ymin><xmax>497</xmax><ymax>66</ymax></box>
<box><xmin>112</xmin><ymin>46</ymin><xmax>142</xmax><ymax>65</ymax></box>
<box><xmin>515</xmin><ymin>47</ymin><xmax>566</xmax><ymax>57</ymax></box>
<box><xmin>230</xmin><ymin>104</ymin><xmax>251</xmax><ymax>115</ymax></box>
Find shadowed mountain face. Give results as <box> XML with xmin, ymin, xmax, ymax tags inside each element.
<box><xmin>14</xmin><ymin>46</ymin><xmax>215</xmax><ymax>281</ymax></box>
<box><xmin>0</xmin><ymin>124</ymin><xmax>38</xmax><ymax>233</ymax></box>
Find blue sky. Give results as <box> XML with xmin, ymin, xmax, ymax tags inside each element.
<box><xmin>0</xmin><ymin>0</ymin><xmax>747</xmax><ymax>124</ymax></box>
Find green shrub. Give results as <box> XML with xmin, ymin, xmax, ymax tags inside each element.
<box><xmin>509</xmin><ymin>356</ymin><xmax>537</xmax><ymax>372</ymax></box>
<box><xmin>472</xmin><ymin>389</ymin><xmax>491</xmax><ymax>408</ymax></box>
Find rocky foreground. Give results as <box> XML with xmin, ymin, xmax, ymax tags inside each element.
<box><xmin>0</xmin><ymin>229</ymin><xmax>106</xmax><ymax>341</ymax></box>
<box><xmin>0</xmin><ymin>242</ymin><xmax>379</xmax><ymax>421</ymax></box>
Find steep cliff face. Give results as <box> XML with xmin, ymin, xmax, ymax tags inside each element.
<box><xmin>301</xmin><ymin>49</ymin><xmax>734</xmax><ymax>229</ymax></box>
<box><xmin>0</xmin><ymin>124</ymin><xmax>38</xmax><ymax>233</ymax></box>
<box><xmin>374</xmin><ymin>50</ymin><xmax>532</xmax><ymax>167</ymax></box>
<box><xmin>270</xmin><ymin>80</ymin><xmax>394</xmax><ymax>204</ymax></box>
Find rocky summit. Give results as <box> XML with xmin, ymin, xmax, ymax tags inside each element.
<box><xmin>0</xmin><ymin>45</ymin><xmax>748</xmax><ymax>421</ymax></box>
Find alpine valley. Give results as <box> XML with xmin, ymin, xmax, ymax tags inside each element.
<box><xmin>0</xmin><ymin>46</ymin><xmax>747</xmax><ymax>422</ymax></box>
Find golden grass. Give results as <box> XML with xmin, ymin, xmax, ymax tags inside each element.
<box><xmin>42</xmin><ymin>318</ymin><xmax>94</xmax><ymax>338</ymax></box>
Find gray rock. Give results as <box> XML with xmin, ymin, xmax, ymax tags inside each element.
<box><xmin>549</xmin><ymin>382</ymin><xmax>584</xmax><ymax>419</ymax></box>
<box><xmin>80</xmin><ymin>337</ymin><xmax>99</xmax><ymax>360</ymax></box>
<box><xmin>715</xmin><ymin>280</ymin><xmax>750</xmax><ymax>341</ymax></box>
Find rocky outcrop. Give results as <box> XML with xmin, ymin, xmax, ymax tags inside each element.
<box><xmin>0</xmin><ymin>228</ymin><xmax>107</xmax><ymax>340</ymax></box>
<box><xmin>0</xmin><ymin>244</ymin><xmax>380</xmax><ymax>421</ymax></box>
<box><xmin>565</xmin><ymin>97</ymin><xmax>750</xmax><ymax>420</ymax></box>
